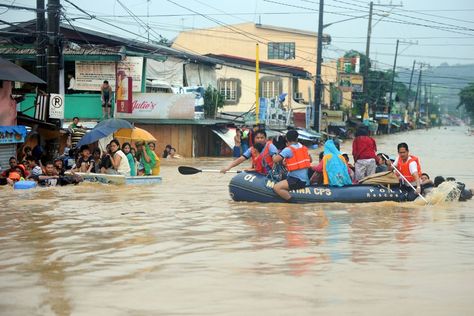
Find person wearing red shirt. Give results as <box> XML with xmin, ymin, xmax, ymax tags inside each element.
<box><xmin>352</xmin><ymin>127</ymin><xmax>377</xmax><ymax>182</ymax></box>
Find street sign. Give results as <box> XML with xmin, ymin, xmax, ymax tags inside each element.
<box><xmin>49</xmin><ymin>94</ymin><xmax>64</xmax><ymax>119</ymax></box>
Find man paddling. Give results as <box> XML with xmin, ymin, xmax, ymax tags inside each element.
<box><xmin>220</xmin><ymin>129</ymin><xmax>278</xmax><ymax>175</ymax></box>
<box><xmin>387</xmin><ymin>142</ymin><xmax>422</xmax><ymax>199</ymax></box>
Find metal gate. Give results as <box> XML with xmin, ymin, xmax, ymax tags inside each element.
<box><xmin>0</xmin><ymin>144</ymin><xmax>16</xmax><ymax>171</ymax></box>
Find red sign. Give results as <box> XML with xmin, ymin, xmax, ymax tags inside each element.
<box><xmin>116</xmin><ymin>72</ymin><xmax>133</xmax><ymax>113</ymax></box>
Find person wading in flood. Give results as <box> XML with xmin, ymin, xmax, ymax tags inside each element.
<box><xmin>387</xmin><ymin>142</ymin><xmax>422</xmax><ymax>200</ymax></box>
<box><xmin>272</xmin><ymin>130</ymin><xmax>312</xmax><ymax>202</ymax></box>
<box><xmin>220</xmin><ymin>129</ymin><xmax>278</xmax><ymax>175</ymax></box>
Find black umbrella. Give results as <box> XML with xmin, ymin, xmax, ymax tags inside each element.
<box><xmin>0</xmin><ymin>57</ymin><xmax>46</xmax><ymax>84</ymax></box>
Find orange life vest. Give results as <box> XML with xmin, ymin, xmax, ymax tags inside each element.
<box><xmin>286</xmin><ymin>145</ymin><xmax>311</xmax><ymax>171</ymax></box>
<box><xmin>251</xmin><ymin>141</ymin><xmax>274</xmax><ymax>175</ymax></box>
<box><xmin>396</xmin><ymin>155</ymin><xmax>422</xmax><ymax>183</ymax></box>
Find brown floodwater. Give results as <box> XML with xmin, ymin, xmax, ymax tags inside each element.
<box><xmin>1</xmin><ymin>126</ymin><xmax>473</xmax><ymax>315</ymax></box>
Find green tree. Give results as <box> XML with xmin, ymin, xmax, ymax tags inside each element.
<box><xmin>458</xmin><ymin>82</ymin><xmax>474</xmax><ymax>124</ymax></box>
<box><xmin>203</xmin><ymin>85</ymin><xmax>225</xmax><ymax>118</ymax></box>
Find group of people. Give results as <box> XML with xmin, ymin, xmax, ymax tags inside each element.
<box><xmin>0</xmin><ymin>138</ymin><xmax>162</xmax><ymax>187</ymax></box>
<box><xmin>73</xmin><ymin>139</ymin><xmax>160</xmax><ymax>177</ymax></box>
<box><xmin>222</xmin><ymin>126</ymin><xmax>430</xmax><ymax>202</ymax></box>
<box><xmin>232</xmin><ymin>125</ymin><xmax>261</xmax><ymax>158</ymax></box>
<box><xmin>162</xmin><ymin>144</ymin><xmax>182</xmax><ymax>159</ymax></box>
<box><xmin>0</xmin><ymin>155</ymin><xmax>81</xmax><ymax>187</ymax></box>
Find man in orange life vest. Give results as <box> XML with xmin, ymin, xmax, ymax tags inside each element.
<box><xmin>273</xmin><ymin>130</ymin><xmax>312</xmax><ymax>202</ymax></box>
<box><xmin>387</xmin><ymin>142</ymin><xmax>422</xmax><ymax>196</ymax></box>
<box><xmin>220</xmin><ymin>129</ymin><xmax>278</xmax><ymax>174</ymax></box>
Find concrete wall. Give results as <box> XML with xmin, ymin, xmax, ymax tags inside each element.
<box><xmin>173</xmin><ymin>23</ymin><xmax>338</xmax><ymax>103</ymax></box>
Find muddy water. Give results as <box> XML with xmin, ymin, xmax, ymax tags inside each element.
<box><xmin>1</xmin><ymin>127</ymin><xmax>473</xmax><ymax>315</ymax></box>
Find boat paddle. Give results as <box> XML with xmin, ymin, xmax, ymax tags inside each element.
<box><xmin>382</xmin><ymin>154</ymin><xmax>428</xmax><ymax>203</ymax></box>
<box><xmin>178</xmin><ymin>166</ymin><xmax>241</xmax><ymax>175</ymax></box>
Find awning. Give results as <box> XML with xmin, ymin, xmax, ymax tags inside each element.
<box><xmin>211</xmin><ymin>127</ymin><xmax>235</xmax><ymax>149</ymax></box>
<box><xmin>0</xmin><ymin>57</ymin><xmax>45</xmax><ymax>83</ymax></box>
<box><xmin>418</xmin><ymin>120</ymin><xmax>427</xmax><ymax>125</ymax></box>
<box><xmin>0</xmin><ymin>125</ymin><xmax>27</xmax><ymax>136</ymax></box>
<box><xmin>391</xmin><ymin>122</ymin><xmax>401</xmax><ymax>128</ymax></box>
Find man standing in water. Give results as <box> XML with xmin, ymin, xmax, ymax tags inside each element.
<box><xmin>272</xmin><ymin>130</ymin><xmax>312</xmax><ymax>202</ymax></box>
<box><xmin>220</xmin><ymin>129</ymin><xmax>278</xmax><ymax>175</ymax></box>
<box><xmin>387</xmin><ymin>142</ymin><xmax>422</xmax><ymax>197</ymax></box>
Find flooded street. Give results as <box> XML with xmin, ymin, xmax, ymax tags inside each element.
<box><xmin>1</xmin><ymin>127</ymin><xmax>473</xmax><ymax>315</ymax></box>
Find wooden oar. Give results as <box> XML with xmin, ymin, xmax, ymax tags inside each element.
<box><xmin>178</xmin><ymin>166</ymin><xmax>241</xmax><ymax>175</ymax></box>
<box><xmin>382</xmin><ymin>154</ymin><xmax>428</xmax><ymax>203</ymax></box>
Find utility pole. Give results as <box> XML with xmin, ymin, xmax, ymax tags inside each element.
<box><xmin>36</xmin><ymin>0</ymin><xmax>47</xmax><ymax>82</ymax></box>
<box><xmin>388</xmin><ymin>39</ymin><xmax>399</xmax><ymax>116</ymax></box>
<box><xmin>363</xmin><ymin>1</ymin><xmax>373</xmax><ymax>118</ymax></box>
<box><xmin>413</xmin><ymin>64</ymin><xmax>423</xmax><ymax>127</ymax></box>
<box><xmin>313</xmin><ymin>0</ymin><xmax>324</xmax><ymax>132</ymax></box>
<box><xmin>407</xmin><ymin>59</ymin><xmax>416</xmax><ymax>107</ymax></box>
<box><xmin>47</xmin><ymin>0</ymin><xmax>61</xmax><ymax>94</ymax></box>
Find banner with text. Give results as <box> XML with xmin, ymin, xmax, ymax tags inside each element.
<box><xmin>75</xmin><ymin>57</ymin><xmax>143</xmax><ymax>92</ymax></box>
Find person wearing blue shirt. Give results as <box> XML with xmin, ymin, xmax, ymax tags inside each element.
<box><xmin>273</xmin><ymin>130</ymin><xmax>312</xmax><ymax>202</ymax></box>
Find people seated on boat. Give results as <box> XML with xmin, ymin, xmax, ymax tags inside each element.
<box><xmin>122</xmin><ymin>142</ymin><xmax>136</xmax><ymax>176</ymax></box>
<box><xmin>375</xmin><ymin>153</ymin><xmax>389</xmax><ymax>173</ymax></box>
<box><xmin>352</xmin><ymin>126</ymin><xmax>377</xmax><ymax>182</ymax></box>
<box><xmin>272</xmin><ymin>130</ymin><xmax>312</xmax><ymax>202</ymax></box>
<box><xmin>135</xmin><ymin>141</ymin><xmax>158</xmax><ymax>176</ymax></box>
<box><xmin>25</xmin><ymin>156</ymin><xmax>43</xmax><ymax>180</ymax></box>
<box><xmin>73</xmin><ymin>145</ymin><xmax>95</xmax><ymax>173</ymax></box>
<box><xmin>106</xmin><ymin>139</ymin><xmax>131</xmax><ymax>176</ymax></box>
<box><xmin>162</xmin><ymin>144</ymin><xmax>172</xmax><ymax>158</ymax></box>
<box><xmin>272</xmin><ymin>134</ymin><xmax>287</xmax><ymax>152</ymax></box>
<box><xmin>220</xmin><ymin>129</ymin><xmax>277</xmax><ymax>175</ymax></box>
<box><xmin>167</xmin><ymin>148</ymin><xmax>182</xmax><ymax>159</ymax></box>
<box><xmin>99</xmin><ymin>145</ymin><xmax>113</xmax><ymax>173</ymax></box>
<box><xmin>53</xmin><ymin>158</ymin><xmax>65</xmax><ymax>176</ymax></box>
<box><xmin>147</xmin><ymin>142</ymin><xmax>161</xmax><ymax>175</ymax></box>
<box><xmin>91</xmin><ymin>148</ymin><xmax>102</xmax><ymax>173</ymax></box>
<box><xmin>341</xmin><ymin>153</ymin><xmax>356</xmax><ymax>183</ymax></box>
<box><xmin>387</xmin><ymin>142</ymin><xmax>422</xmax><ymax>198</ymax></box>
<box><xmin>321</xmin><ymin>139</ymin><xmax>352</xmax><ymax>187</ymax></box>
<box><xmin>310</xmin><ymin>151</ymin><xmax>325</xmax><ymax>185</ymax></box>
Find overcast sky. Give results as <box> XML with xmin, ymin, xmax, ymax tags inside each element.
<box><xmin>3</xmin><ymin>0</ymin><xmax>474</xmax><ymax>72</ymax></box>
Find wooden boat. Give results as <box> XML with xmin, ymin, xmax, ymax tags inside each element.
<box><xmin>72</xmin><ymin>172</ymin><xmax>162</xmax><ymax>185</ymax></box>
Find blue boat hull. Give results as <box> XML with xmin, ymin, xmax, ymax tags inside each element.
<box><xmin>229</xmin><ymin>172</ymin><xmax>412</xmax><ymax>203</ymax></box>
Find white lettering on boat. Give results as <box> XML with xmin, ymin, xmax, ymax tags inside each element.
<box><xmin>244</xmin><ymin>174</ymin><xmax>256</xmax><ymax>183</ymax></box>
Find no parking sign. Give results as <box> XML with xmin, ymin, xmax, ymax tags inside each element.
<box><xmin>49</xmin><ymin>94</ymin><xmax>64</xmax><ymax>119</ymax></box>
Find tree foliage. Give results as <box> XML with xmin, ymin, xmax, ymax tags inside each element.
<box><xmin>203</xmin><ymin>85</ymin><xmax>225</xmax><ymax>118</ymax></box>
<box><xmin>458</xmin><ymin>82</ymin><xmax>474</xmax><ymax>123</ymax></box>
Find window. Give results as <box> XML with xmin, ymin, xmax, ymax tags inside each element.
<box><xmin>260</xmin><ymin>77</ymin><xmax>282</xmax><ymax>99</ymax></box>
<box><xmin>268</xmin><ymin>42</ymin><xmax>295</xmax><ymax>60</ymax></box>
<box><xmin>218</xmin><ymin>79</ymin><xmax>241</xmax><ymax>104</ymax></box>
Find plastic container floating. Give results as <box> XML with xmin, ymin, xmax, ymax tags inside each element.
<box><xmin>13</xmin><ymin>180</ymin><xmax>37</xmax><ymax>190</ymax></box>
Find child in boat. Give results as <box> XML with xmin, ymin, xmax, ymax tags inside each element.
<box><xmin>242</xmin><ymin>142</ymin><xmax>265</xmax><ymax>172</ymax></box>
<box><xmin>74</xmin><ymin>145</ymin><xmax>95</xmax><ymax>173</ymax></box>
